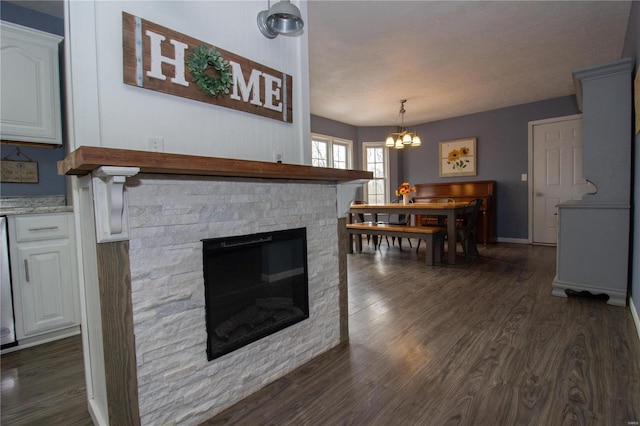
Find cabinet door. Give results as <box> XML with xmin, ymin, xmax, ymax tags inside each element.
<box><xmin>13</xmin><ymin>239</ymin><xmax>78</xmax><ymax>338</ymax></box>
<box><xmin>0</xmin><ymin>21</ymin><xmax>63</xmax><ymax>144</ymax></box>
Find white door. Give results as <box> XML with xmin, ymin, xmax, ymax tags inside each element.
<box><xmin>531</xmin><ymin>115</ymin><xmax>587</xmax><ymax>244</ymax></box>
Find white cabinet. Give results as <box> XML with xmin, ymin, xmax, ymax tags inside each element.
<box><xmin>552</xmin><ymin>58</ymin><xmax>633</xmax><ymax>306</ymax></box>
<box><xmin>8</xmin><ymin>213</ymin><xmax>79</xmax><ymax>339</ymax></box>
<box><xmin>1</xmin><ymin>21</ymin><xmax>63</xmax><ymax>145</ymax></box>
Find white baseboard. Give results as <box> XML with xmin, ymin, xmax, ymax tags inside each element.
<box><xmin>630</xmin><ymin>296</ymin><xmax>640</xmax><ymax>345</ymax></box>
<box><xmin>496</xmin><ymin>237</ymin><xmax>529</xmax><ymax>244</ymax></box>
<box><xmin>0</xmin><ymin>327</ymin><xmax>80</xmax><ymax>355</ymax></box>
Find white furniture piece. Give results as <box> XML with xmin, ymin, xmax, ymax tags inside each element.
<box><xmin>7</xmin><ymin>213</ymin><xmax>80</xmax><ymax>343</ymax></box>
<box><xmin>0</xmin><ymin>21</ymin><xmax>63</xmax><ymax>145</ymax></box>
<box><xmin>552</xmin><ymin>58</ymin><xmax>634</xmax><ymax>306</ymax></box>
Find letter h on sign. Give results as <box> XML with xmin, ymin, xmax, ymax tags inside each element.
<box><xmin>145</xmin><ymin>30</ymin><xmax>189</xmax><ymax>87</ymax></box>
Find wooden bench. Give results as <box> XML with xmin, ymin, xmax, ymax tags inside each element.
<box><xmin>346</xmin><ymin>223</ymin><xmax>445</xmax><ymax>265</ymax></box>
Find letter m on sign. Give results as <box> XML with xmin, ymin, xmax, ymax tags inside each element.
<box><xmin>122</xmin><ymin>12</ymin><xmax>293</xmax><ymax>123</ymax></box>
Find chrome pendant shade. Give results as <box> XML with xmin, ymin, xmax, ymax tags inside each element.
<box><xmin>258</xmin><ymin>0</ymin><xmax>304</xmax><ymax>39</ymax></box>
<box><xmin>385</xmin><ymin>100</ymin><xmax>421</xmax><ymax>149</ymax></box>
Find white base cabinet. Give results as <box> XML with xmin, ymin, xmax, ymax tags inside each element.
<box><xmin>552</xmin><ymin>202</ymin><xmax>630</xmax><ymax>306</ymax></box>
<box><xmin>8</xmin><ymin>213</ymin><xmax>80</xmax><ymax>340</ymax></box>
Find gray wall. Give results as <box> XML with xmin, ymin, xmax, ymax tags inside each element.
<box><xmin>310</xmin><ymin>115</ymin><xmax>358</xmax><ymax>163</ymax></box>
<box><xmin>622</xmin><ymin>1</ymin><xmax>639</xmax><ymax>305</ymax></box>
<box><xmin>313</xmin><ymin>96</ymin><xmax>580</xmax><ymax>240</ymax></box>
<box><xmin>315</xmin><ymin>2</ymin><xmax>640</xmax><ymax>310</ymax></box>
<box><xmin>403</xmin><ymin>96</ymin><xmax>580</xmax><ymax>240</ymax></box>
<box><xmin>310</xmin><ymin>115</ymin><xmax>365</xmax><ymax>201</ymax></box>
<box><xmin>0</xmin><ymin>1</ymin><xmax>67</xmax><ymax>197</ymax></box>
<box><xmin>309</xmin><ymin>117</ymin><xmax>406</xmax><ymax>203</ymax></box>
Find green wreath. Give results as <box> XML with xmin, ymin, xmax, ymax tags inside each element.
<box><xmin>187</xmin><ymin>45</ymin><xmax>232</xmax><ymax>98</ymax></box>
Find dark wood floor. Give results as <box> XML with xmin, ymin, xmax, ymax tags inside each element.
<box><xmin>1</xmin><ymin>334</ymin><xmax>93</xmax><ymax>425</ymax></box>
<box><xmin>206</xmin><ymin>242</ymin><xmax>640</xmax><ymax>425</ymax></box>
<box><xmin>2</xmin><ymin>242</ymin><xmax>639</xmax><ymax>425</ymax></box>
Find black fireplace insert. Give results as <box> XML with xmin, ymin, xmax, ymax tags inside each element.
<box><xmin>202</xmin><ymin>228</ymin><xmax>309</xmax><ymax>360</ymax></box>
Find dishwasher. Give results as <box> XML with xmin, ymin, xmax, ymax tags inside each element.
<box><xmin>1</xmin><ymin>216</ymin><xmax>17</xmax><ymax>348</ymax></box>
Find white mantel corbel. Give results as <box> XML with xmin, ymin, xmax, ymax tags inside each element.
<box><xmin>336</xmin><ymin>179</ymin><xmax>370</xmax><ymax>218</ymax></box>
<box><xmin>92</xmin><ymin>166</ymin><xmax>140</xmax><ymax>243</ymax></box>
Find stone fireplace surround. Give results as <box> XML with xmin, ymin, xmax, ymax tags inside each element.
<box><xmin>130</xmin><ymin>175</ymin><xmax>340</xmax><ymax>424</ymax></box>
<box><xmin>59</xmin><ymin>147</ymin><xmax>371</xmax><ymax>425</ymax></box>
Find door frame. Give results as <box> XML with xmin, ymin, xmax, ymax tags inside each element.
<box><xmin>527</xmin><ymin>114</ymin><xmax>583</xmax><ymax>244</ymax></box>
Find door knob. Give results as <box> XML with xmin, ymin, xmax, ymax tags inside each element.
<box><xmin>535</xmin><ymin>192</ymin><xmax>543</xmax><ymax>197</ymax></box>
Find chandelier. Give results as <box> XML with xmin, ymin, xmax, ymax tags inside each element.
<box><xmin>385</xmin><ymin>100</ymin><xmax>421</xmax><ymax>149</ymax></box>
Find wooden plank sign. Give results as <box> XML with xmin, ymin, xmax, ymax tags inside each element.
<box><xmin>1</xmin><ymin>160</ymin><xmax>38</xmax><ymax>183</ymax></box>
<box><xmin>122</xmin><ymin>12</ymin><xmax>293</xmax><ymax>123</ymax></box>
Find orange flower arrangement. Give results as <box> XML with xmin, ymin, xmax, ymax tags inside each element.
<box><xmin>395</xmin><ymin>182</ymin><xmax>416</xmax><ymax>197</ymax></box>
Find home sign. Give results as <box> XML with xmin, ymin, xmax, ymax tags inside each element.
<box><xmin>122</xmin><ymin>12</ymin><xmax>293</xmax><ymax>123</ymax></box>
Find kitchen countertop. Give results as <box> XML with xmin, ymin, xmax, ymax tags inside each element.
<box><xmin>0</xmin><ymin>195</ymin><xmax>73</xmax><ymax>216</ymax></box>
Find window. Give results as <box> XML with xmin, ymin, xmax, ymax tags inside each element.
<box><xmin>363</xmin><ymin>142</ymin><xmax>388</xmax><ymax>204</ymax></box>
<box><xmin>311</xmin><ymin>134</ymin><xmax>352</xmax><ymax>169</ymax></box>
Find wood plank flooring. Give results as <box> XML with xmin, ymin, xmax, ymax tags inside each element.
<box><xmin>2</xmin><ymin>243</ymin><xmax>639</xmax><ymax>425</ymax></box>
<box><xmin>205</xmin><ymin>242</ymin><xmax>640</xmax><ymax>425</ymax></box>
<box><xmin>1</xmin><ymin>335</ymin><xmax>92</xmax><ymax>425</ymax></box>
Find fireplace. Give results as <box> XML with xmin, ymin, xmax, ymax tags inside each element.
<box><xmin>62</xmin><ymin>147</ymin><xmax>366</xmax><ymax>423</ymax></box>
<box><xmin>202</xmin><ymin>227</ymin><xmax>309</xmax><ymax>360</ymax></box>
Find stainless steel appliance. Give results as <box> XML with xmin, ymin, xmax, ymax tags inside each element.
<box><xmin>1</xmin><ymin>216</ymin><xmax>16</xmax><ymax>347</ymax></box>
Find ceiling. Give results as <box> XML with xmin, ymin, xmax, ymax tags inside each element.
<box><xmin>307</xmin><ymin>1</ymin><xmax>632</xmax><ymax>127</ymax></box>
<box><xmin>7</xmin><ymin>1</ymin><xmax>633</xmax><ymax>127</ymax></box>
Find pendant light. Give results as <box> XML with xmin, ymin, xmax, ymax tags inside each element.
<box><xmin>257</xmin><ymin>0</ymin><xmax>304</xmax><ymax>39</ymax></box>
<box><xmin>385</xmin><ymin>100</ymin><xmax>421</xmax><ymax>149</ymax></box>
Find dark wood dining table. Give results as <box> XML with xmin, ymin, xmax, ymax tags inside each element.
<box><xmin>348</xmin><ymin>202</ymin><xmax>468</xmax><ymax>264</ymax></box>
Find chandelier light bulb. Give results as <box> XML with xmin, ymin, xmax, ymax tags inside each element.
<box><xmin>395</xmin><ymin>138</ymin><xmax>404</xmax><ymax>149</ymax></box>
<box><xmin>402</xmin><ymin>133</ymin><xmax>412</xmax><ymax>144</ymax></box>
<box><xmin>385</xmin><ymin>136</ymin><xmax>395</xmax><ymax>147</ymax></box>
<box><xmin>412</xmin><ymin>135</ymin><xmax>421</xmax><ymax>147</ymax></box>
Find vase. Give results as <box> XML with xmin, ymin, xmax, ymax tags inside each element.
<box><xmin>402</xmin><ymin>194</ymin><xmax>410</xmax><ymax>205</ymax></box>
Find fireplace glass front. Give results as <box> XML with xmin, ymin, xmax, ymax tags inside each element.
<box><xmin>202</xmin><ymin>228</ymin><xmax>309</xmax><ymax>360</ymax></box>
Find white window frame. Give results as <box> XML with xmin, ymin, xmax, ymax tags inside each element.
<box><xmin>362</xmin><ymin>142</ymin><xmax>390</xmax><ymax>204</ymax></box>
<box><xmin>311</xmin><ymin>133</ymin><xmax>353</xmax><ymax>169</ymax></box>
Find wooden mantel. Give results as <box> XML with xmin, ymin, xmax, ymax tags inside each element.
<box><xmin>58</xmin><ymin>146</ymin><xmax>372</xmax><ymax>182</ymax></box>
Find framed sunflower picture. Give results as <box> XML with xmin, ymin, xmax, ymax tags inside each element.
<box><xmin>439</xmin><ymin>137</ymin><xmax>477</xmax><ymax>177</ymax></box>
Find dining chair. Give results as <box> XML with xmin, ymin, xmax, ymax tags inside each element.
<box><xmin>430</xmin><ymin>198</ymin><xmax>455</xmax><ymax>226</ymax></box>
<box><xmin>415</xmin><ymin>198</ymin><xmax>453</xmax><ymax>253</ymax></box>
<box><xmin>378</xmin><ymin>198</ymin><xmax>412</xmax><ymax>250</ymax></box>
<box><xmin>350</xmin><ymin>199</ymin><xmax>377</xmax><ymax>248</ymax></box>
<box><xmin>456</xmin><ymin>198</ymin><xmax>484</xmax><ymax>261</ymax></box>
<box><xmin>350</xmin><ymin>199</ymin><xmax>372</xmax><ymax>223</ymax></box>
